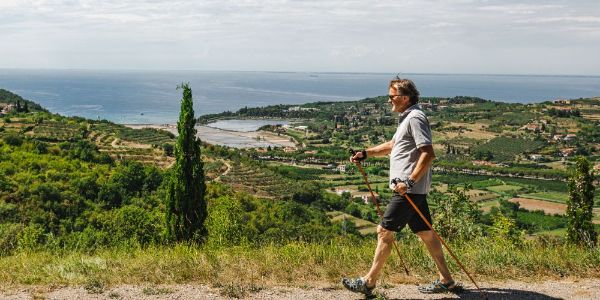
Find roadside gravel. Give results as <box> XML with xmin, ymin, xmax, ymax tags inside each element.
<box><xmin>1</xmin><ymin>279</ymin><xmax>598</xmax><ymax>299</ymax></box>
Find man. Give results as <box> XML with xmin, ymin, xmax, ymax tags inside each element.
<box><xmin>342</xmin><ymin>78</ymin><xmax>457</xmax><ymax>297</ymax></box>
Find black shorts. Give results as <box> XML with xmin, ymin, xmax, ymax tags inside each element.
<box><xmin>380</xmin><ymin>193</ymin><xmax>432</xmax><ymax>233</ymax></box>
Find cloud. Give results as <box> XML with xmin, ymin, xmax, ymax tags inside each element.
<box><xmin>0</xmin><ymin>0</ymin><xmax>598</xmax><ymax>75</ymax></box>
<box><xmin>518</xmin><ymin>16</ymin><xmax>600</xmax><ymax>24</ymax></box>
<box><xmin>478</xmin><ymin>4</ymin><xmax>565</xmax><ymax>15</ymax></box>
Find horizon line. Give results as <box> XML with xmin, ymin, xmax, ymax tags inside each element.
<box><xmin>1</xmin><ymin>67</ymin><xmax>599</xmax><ymax>78</ymax></box>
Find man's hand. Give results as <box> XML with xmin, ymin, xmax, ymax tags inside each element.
<box><xmin>350</xmin><ymin>149</ymin><xmax>367</xmax><ymax>163</ymax></box>
<box><xmin>393</xmin><ymin>181</ymin><xmax>408</xmax><ymax>195</ymax></box>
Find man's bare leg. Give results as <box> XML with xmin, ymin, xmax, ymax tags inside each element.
<box><xmin>417</xmin><ymin>230</ymin><xmax>454</xmax><ymax>284</ymax></box>
<box><xmin>363</xmin><ymin>225</ymin><xmax>396</xmax><ymax>288</ymax></box>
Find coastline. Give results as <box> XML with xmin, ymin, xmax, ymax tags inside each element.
<box><xmin>125</xmin><ymin>122</ymin><xmax>296</xmax><ymax>149</ymax></box>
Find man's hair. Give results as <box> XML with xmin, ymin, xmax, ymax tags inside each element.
<box><xmin>389</xmin><ymin>78</ymin><xmax>420</xmax><ymax>105</ymax></box>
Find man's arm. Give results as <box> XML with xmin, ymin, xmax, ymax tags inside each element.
<box><xmin>410</xmin><ymin>144</ymin><xmax>436</xmax><ymax>182</ymax></box>
<box><xmin>367</xmin><ymin>140</ymin><xmax>394</xmax><ymax>157</ymax></box>
<box><xmin>350</xmin><ymin>140</ymin><xmax>393</xmax><ymax>162</ymax></box>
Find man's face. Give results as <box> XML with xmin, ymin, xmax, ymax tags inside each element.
<box><xmin>388</xmin><ymin>87</ymin><xmax>411</xmax><ymax>113</ymax></box>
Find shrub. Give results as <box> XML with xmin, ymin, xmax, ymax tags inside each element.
<box><xmin>17</xmin><ymin>223</ymin><xmax>46</xmax><ymax>251</ymax></box>
<box><xmin>0</xmin><ymin>223</ymin><xmax>23</xmax><ymax>255</ymax></box>
<box><xmin>0</xmin><ymin>173</ymin><xmax>14</xmax><ymax>192</ymax></box>
<box><xmin>33</xmin><ymin>140</ymin><xmax>48</xmax><ymax>154</ymax></box>
<box><xmin>205</xmin><ymin>196</ymin><xmax>247</xmax><ymax>246</ymax></box>
<box><xmin>108</xmin><ymin>205</ymin><xmax>164</xmax><ymax>245</ymax></box>
<box><xmin>98</xmin><ymin>182</ymin><xmax>125</xmax><ymax>207</ymax></box>
<box><xmin>430</xmin><ymin>187</ymin><xmax>483</xmax><ymax>241</ymax></box>
<box><xmin>491</xmin><ymin>213</ymin><xmax>524</xmax><ymax>246</ymax></box>
<box><xmin>3</xmin><ymin>133</ymin><xmax>22</xmax><ymax>146</ymax></box>
<box><xmin>162</xmin><ymin>143</ymin><xmax>174</xmax><ymax>156</ymax></box>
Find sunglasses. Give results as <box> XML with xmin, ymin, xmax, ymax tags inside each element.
<box><xmin>388</xmin><ymin>95</ymin><xmax>404</xmax><ymax>101</ymax></box>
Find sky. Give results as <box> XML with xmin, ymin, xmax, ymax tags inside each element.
<box><xmin>1</xmin><ymin>0</ymin><xmax>599</xmax><ymax>75</ymax></box>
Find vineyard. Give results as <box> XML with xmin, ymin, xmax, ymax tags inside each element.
<box><xmin>0</xmin><ymin>116</ymin><xmax>176</xmax><ymax>168</ymax></box>
<box><xmin>473</xmin><ymin>136</ymin><xmax>546</xmax><ymax>162</ymax></box>
<box><xmin>219</xmin><ymin>161</ymin><xmax>300</xmax><ymax>199</ymax></box>
<box><xmin>30</xmin><ymin>120</ymin><xmax>82</xmax><ymax>141</ymax></box>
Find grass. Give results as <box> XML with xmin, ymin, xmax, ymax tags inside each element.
<box><xmin>0</xmin><ymin>238</ymin><xmax>599</xmax><ymax>289</ymax></box>
<box><xmin>486</xmin><ymin>184</ymin><xmax>523</xmax><ymax>194</ymax></box>
<box><xmin>520</xmin><ymin>192</ymin><xmax>569</xmax><ymax>203</ymax></box>
<box><xmin>479</xmin><ymin>199</ymin><xmax>500</xmax><ymax>212</ymax></box>
<box><xmin>536</xmin><ymin>228</ymin><xmax>567</xmax><ymax>237</ymax></box>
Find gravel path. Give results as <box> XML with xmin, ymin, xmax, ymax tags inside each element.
<box><xmin>1</xmin><ymin>279</ymin><xmax>598</xmax><ymax>299</ymax></box>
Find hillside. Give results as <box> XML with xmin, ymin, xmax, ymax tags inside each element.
<box><xmin>1</xmin><ymin>89</ymin><xmax>599</xmax><ymax>299</ymax></box>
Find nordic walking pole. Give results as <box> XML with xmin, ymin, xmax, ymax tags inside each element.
<box><xmin>349</xmin><ymin>149</ymin><xmax>410</xmax><ymax>276</ymax></box>
<box><xmin>391</xmin><ymin>178</ymin><xmax>487</xmax><ymax>299</ymax></box>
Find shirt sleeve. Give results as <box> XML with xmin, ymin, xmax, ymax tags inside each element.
<box><xmin>408</xmin><ymin>113</ymin><xmax>432</xmax><ymax>148</ymax></box>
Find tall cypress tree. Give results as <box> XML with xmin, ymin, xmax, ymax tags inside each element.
<box><xmin>566</xmin><ymin>157</ymin><xmax>597</xmax><ymax>247</ymax></box>
<box><xmin>166</xmin><ymin>83</ymin><xmax>207</xmax><ymax>241</ymax></box>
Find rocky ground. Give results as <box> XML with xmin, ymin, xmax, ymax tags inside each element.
<box><xmin>1</xmin><ymin>279</ymin><xmax>598</xmax><ymax>299</ymax></box>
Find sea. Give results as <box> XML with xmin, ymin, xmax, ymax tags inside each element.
<box><xmin>1</xmin><ymin>69</ymin><xmax>599</xmax><ymax>125</ymax></box>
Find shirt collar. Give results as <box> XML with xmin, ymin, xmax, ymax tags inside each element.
<box><xmin>398</xmin><ymin>104</ymin><xmax>420</xmax><ymax>123</ymax></box>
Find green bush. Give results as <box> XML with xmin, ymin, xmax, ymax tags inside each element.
<box><xmin>3</xmin><ymin>133</ymin><xmax>22</xmax><ymax>146</ymax></box>
<box><xmin>430</xmin><ymin>187</ymin><xmax>483</xmax><ymax>241</ymax></box>
<box><xmin>107</xmin><ymin>205</ymin><xmax>165</xmax><ymax>245</ymax></box>
<box><xmin>17</xmin><ymin>223</ymin><xmax>46</xmax><ymax>251</ymax></box>
<box><xmin>0</xmin><ymin>223</ymin><xmax>23</xmax><ymax>255</ymax></box>
<box><xmin>491</xmin><ymin>213</ymin><xmax>524</xmax><ymax>245</ymax></box>
<box><xmin>0</xmin><ymin>173</ymin><xmax>14</xmax><ymax>192</ymax></box>
<box><xmin>206</xmin><ymin>196</ymin><xmax>247</xmax><ymax>246</ymax></box>
<box><xmin>97</xmin><ymin>182</ymin><xmax>125</xmax><ymax>207</ymax></box>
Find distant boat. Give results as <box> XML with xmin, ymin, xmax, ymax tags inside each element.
<box><xmin>140</xmin><ymin>112</ymin><xmax>144</xmax><ymax>115</ymax></box>
<box><xmin>310</xmin><ymin>74</ymin><xmax>319</xmax><ymax>78</ymax></box>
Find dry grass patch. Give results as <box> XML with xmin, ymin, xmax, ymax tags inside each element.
<box><xmin>441</xmin><ymin>122</ymin><xmax>497</xmax><ymax>140</ymax></box>
<box><xmin>509</xmin><ymin>198</ymin><xmax>566</xmax><ymax>215</ymax></box>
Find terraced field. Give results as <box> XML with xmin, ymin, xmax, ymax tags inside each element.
<box><xmin>1</xmin><ymin>118</ymin><xmax>175</xmax><ymax>168</ymax></box>
<box><xmin>219</xmin><ymin>162</ymin><xmax>298</xmax><ymax>199</ymax></box>
<box><xmin>30</xmin><ymin>120</ymin><xmax>81</xmax><ymax>140</ymax></box>
<box><xmin>327</xmin><ymin>211</ymin><xmax>377</xmax><ymax>235</ymax></box>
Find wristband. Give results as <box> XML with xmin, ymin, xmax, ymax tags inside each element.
<box><xmin>391</xmin><ymin>178</ymin><xmax>414</xmax><ymax>189</ymax></box>
<box><xmin>361</xmin><ymin>149</ymin><xmax>368</xmax><ymax>160</ymax></box>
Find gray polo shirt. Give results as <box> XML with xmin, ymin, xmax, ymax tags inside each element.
<box><xmin>388</xmin><ymin>104</ymin><xmax>433</xmax><ymax>194</ymax></box>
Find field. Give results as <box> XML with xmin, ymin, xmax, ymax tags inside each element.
<box><xmin>510</xmin><ymin>198</ymin><xmax>600</xmax><ymax>224</ymax></box>
<box><xmin>509</xmin><ymin>198</ymin><xmax>567</xmax><ymax>215</ymax></box>
<box><xmin>437</xmin><ymin>121</ymin><xmax>497</xmax><ymax>140</ymax></box>
<box><xmin>472</xmin><ymin>136</ymin><xmax>546</xmax><ymax>162</ymax></box>
<box><xmin>219</xmin><ymin>162</ymin><xmax>297</xmax><ymax>199</ymax></box>
<box><xmin>479</xmin><ymin>199</ymin><xmax>500</xmax><ymax>213</ymax></box>
<box><xmin>0</xmin><ymin>117</ymin><xmax>176</xmax><ymax>168</ymax></box>
<box><xmin>520</xmin><ymin>191</ymin><xmax>569</xmax><ymax>203</ymax></box>
<box><xmin>486</xmin><ymin>184</ymin><xmax>523</xmax><ymax>194</ymax></box>
<box><xmin>327</xmin><ymin>211</ymin><xmax>377</xmax><ymax>235</ymax></box>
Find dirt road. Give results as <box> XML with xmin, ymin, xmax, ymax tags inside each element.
<box><xmin>1</xmin><ymin>279</ymin><xmax>598</xmax><ymax>299</ymax></box>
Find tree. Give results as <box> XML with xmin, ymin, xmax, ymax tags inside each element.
<box><xmin>166</xmin><ymin>84</ymin><xmax>207</xmax><ymax>241</ymax></box>
<box><xmin>566</xmin><ymin>157</ymin><xmax>597</xmax><ymax>247</ymax></box>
